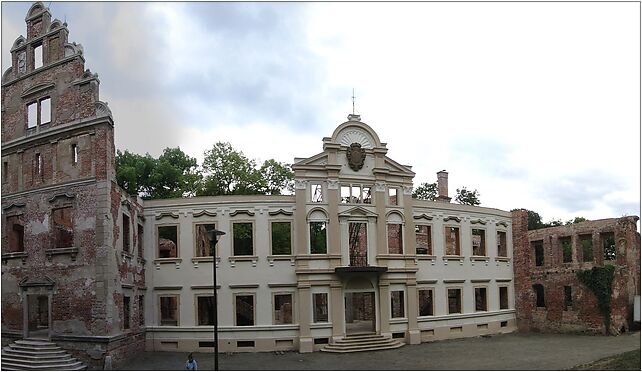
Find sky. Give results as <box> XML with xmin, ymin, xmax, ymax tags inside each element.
<box><xmin>2</xmin><ymin>1</ymin><xmax>640</xmax><ymax>223</ymax></box>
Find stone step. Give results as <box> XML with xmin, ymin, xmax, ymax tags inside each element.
<box><xmin>0</xmin><ymin>340</ymin><xmax>87</xmax><ymax>371</ymax></box>
<box><xmin>0</xmin><ymin>360</ymin><xmax>85</xmax><ymax>370</ymax></box>
<box><xmin>16</xmin><ymin>340</ymin><xmax>56</xmax><ymax>347</ymax></box>
<box><xmin>324</xmin><ymin>340</ymin><xmax>403</xmax><ymax>350</ymax></box>
<box><xmin>334</xmin><ymin>336</ymin><xmax>389</xmax><ymax>344</ymax></box>
<box><xmin>9</xmin><ymin>344</ymin><xmax>62</xmax><ymax>352</ymax></box>
<box><xmin>322</xmin><ymin>342</ymin><xmax>405</xmax><ymax>353</ymax></box>
<box><xmin>2</xmin><ymin>347</ymin><xmax>67</xmax><ymax>357</ymax></box>
<box><xmin>1</xmin><ymin>351</ymin><xmax>72</xmax><ymax>361</ymax></box>
<box><xmin>1</xmin><ymin>356</ymin><xmax>76</xmax><ymax>365</ymax></box>
<box><xmin>343</xmin><ymin>333</ymin><xmax>385</xmax><ymax>340</ymax></box>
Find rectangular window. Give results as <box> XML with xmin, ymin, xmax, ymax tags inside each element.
<box><xmin>564</xmin><ymin>286</ymin><xmax>572</xmax><ymax>311</ymax></box>
<box><xmin>362</xmin><ymin>186</ymin><xmax>372</xmax><ymax>204</ymax></box>
<box><xmin>348</xmin><ymin>222</ymin><xmax>367</xmax><ymax>266</ymax></box>
<box><xmin>122</xmin><ymin>214</ymin><xmax>130</xmax><ymax>253</ymax></box>
<box><xmin>6</xmin><ymin>215</ymin><xmax>25</xmax><ymax>253</ymax></box>
<box><xmin>351</xmin><ymin>186</ymin><xmax>362</xmax><ymax>203</ymax></box>
<box><xmin>560</xmin><ymin>237</ymin><xmax>572</xmax><ymax>263</ymax></box>
<box><xmin>341</xmin><ymin>186</ymin><xmax>351</xmax><ymax>203</ymax></box>
<box><xmin>447</xmin><ymin>288</ymin><xmax>462</xmax><ymax>314</ymax></box>
<box><xmin>388</xmin><ymin>188</ymin><xmax>398</xmax><ymax>205</ymax></box>
<box><xmin>273</xmin><ymin>294</ymin><xmax>293</xmax><ymax>325</ymax></box>
<box><xmin>52</xmin><ymin>207</ymin><xmax>73</xmax><ymax>248</ymax></box>
<box><xmin>137</xmin><ymin>224</ymin><xmax>144</xmax><ymax>258</ymax></box>
<box><xmin>159</xmin><ymin>296</ymin><xmax>178</xmax><ymax>326</ymax></box>
<box><xmin>2</xmin><ymin>161</ymin><xmax>7</xmax><ymax>183</ymax></box>
<box><xmin>309</xmin><ymin>221</ymin><xmax>327</xmax><ymax>254</ymax></box>
<box><xmin>197</xmin><ymin>296</ymin><xmax>215</xmax><ymax>326</ymax></box>
<box><xmin>499</xmin><ymin>286</ymin><xmax>509</xmax><ymax>310</ymax></box>
<box><xmin>602</xmin><ymin>232</ymin><xmax>616</xmax><ymax>261</ymax></box>
<box><xmin>34</xmin><ymin>44</ymin><xmax>43</xmax><ymax>69</ymax></box>
<box><xmin>387</xmin><ymin>224</ymin><xmax>403</xmax><ymax>254</ymax></box>
<box><xmin>497</xmin><ymin>231</ymin><xmax>507</xmax><ymax>257</ymax></box>
<box><xmin>533</xmin><ymin>284</ymin><xmax>545</xmax><ymax>308</ymax></box>
<box><xmin>157</xmin><ymin>225</ymin><xmax>178</xmax><ymax>258</ymax></box>
<box><xmin>123</xmin><ymin>296</ymin><xmax>130</xmax><ymax>330</ymax></box>
<box><xmin>35</xmin><ymin>153</ymin><xmax>42</xmax><ymax>176</ymax></box>
<box><xmin>475</xmin><ymin>287</ymin><xmax>487</xmax><ymax>311</ymax></box>
<box><xmin>391</xmin><ymin>290</ymin><xmax>405</xmax><ymax>318</ymax></box>
<box><xmin>195</xmin><ymin>223</ymin><xmax>216</xmax><ymax>257</ymax></box>
<box><xmin>313</xmin><ymin>293</ymin><xmax>328</xmax><ymax>323</ymax></box>
<box><xmin>472</xmin><ymin>228</ymin><xmax>486</xmax><ymax>256</ymax></box>
<box><xmin>580</xmin><ymin>235</ymin><xmax>593</xmax><ymax>262</ymax></box>
<box><xmin>418</xmin><ymin>289</ymin><xmax>434</xmax><ymax>316</ymax></box>
<box><xmin>71</xmin><ymin>144</ymin><xmax>78</xmax><ymax>165</ymax></box>
<box><xmin>138</xmin><ymin>295</ymin><xmax>144</xmax><ymax>326</ymax></box>
<box><xmin>445</xmin><ymin>227</ymin><xmax>460</xmax><ymax>256</ymax></box>
<box><xmin>233</xmin><ymin>222</ymin><xmax>253</xmax><ymax>256</ymax></box>
<box><xmin>271</xmin><ymin>222</ymin><xmax>291</xmax><ymax>255</ymax></box>
<box><xmin>533</xmin><ymin>240</ymin><xmax>544</xmax><ymax>266</ymax></box>
<box><xmin>235</xmin><ymin>294</ymin><xmax>255</xmax><ymax>326</ymax></box>
<box><xmin>415</xmin><ymin>225</ymin><xmax>432</xmax><ymax>255</ymax></box>
<box><xmin>27</xmin><ymin>102</ymin><xmax>37</xmax><ymax>128</ymax></box>
<box><xmin>40</xmin><ymin>98</ymin><xmax>51</xmax><ymax>124</ymax></box>
<box><xmin>311</xmin><ymin>184</ymin><xmax>323</xmax><ymax>203</ymax></box>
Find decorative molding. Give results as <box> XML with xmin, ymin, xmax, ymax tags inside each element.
<box><xmin>153</xmin><ymin>286</ymin><xmax>183</xmax><ymax>290</ymax></box>
<box><xmin>266</xmin><ymin>255</ymin><xmax>296</xmax><ymax>266</ymax></box>
<box><xmin>121</xmin><ymin>283</ymin><xmax>134</xmax><ymax>289</ymax></box>
<box><xmin>295</xmin><ymin>180</ymin><xmax>307</xmax><ymax>190</ymax></box>
<box><xmin>339</xmin><ymin>129</ymin><xmax>373</xmax><ymax>149</ymax></box>
<box><xmin>443</xmin><ymin>279</ymin><xmax>466</xmax><ymax>284</ymax></box>
<box><xmin>267</xmin><ymin>283</ymin><xmax>298</xmax><ymax>288</ymax></box>
<box><xmin>496</xmin><ymin>221</ymin><xmax>509</xmax><ymax>228</ymax></box>
<box><xmin>45</xmin><ymin>247</ymin><xmax>78</xmax><ymax>261</ymax></box>
<box><xmin>229</xmin><ymin>209</ymin><xmax>255</xmax><ymax>217</ymax></box>
<box><xmin>403</xmin><ymin>186</ymin><xmax>413</xmax><ymax>195</ymax></box>
<box><xmin>191</xmin><ymin>285</ymin><xmax>220</xmax><ymax>290</ymax></box>
<box><xmin>21</xmin><ymin>82</ymin><xmax>55</xmax><ymax>98</ymax></box>
<box><xmin>155</xmin><ymin>212</ymin><xmax>179</xmax><ymax>220</ymax></box>
<box><xmin>417</xmin><ymin>280</ymin><xmax>438</xmax><ymax>285</ymax></box>
<box><xmin>19</xmin><ymin>276</ymin><xmax>55</xmax><ymax>288</ymax></box>
<box><xmin>471</xmin><ymin>279</ymin><xmax>491</xmax><ymax>283</ymax></box>
<box><xmin>268</xmin><ymin>209</ymin><xmax>293</xmax><ymax>217</ymax></box>
<box><xmin>152</xmin><ymin>258</ymin><xmax>182</xmax><ymax>270</ymax></box>
<box><xmin>496</xmin><ymin>278</ymin><xmax>512</xmax><ymax>283</ymax></box>
<box><xmin>443</xmin><ymin>216</ymin><xmax>461</xmax><ymax>223</ymax></box>
<box><xmin>193</xmin><ymin>210</ymin><xmax>217</xmax><ymax>218</ymax></box>
<box><xmin>95</xmin><ymin>101</ymin><xmax>112</xmax><ymax>118</ymax></box>
<box><xmin>228</xmin><ymin>256</ymin><xmax>258</xmax><ymax>268</ymax></box>
<box><xmin>48</xmin><ymin>192</ymin><xmax>75</xmax><ymax>203</ymax></box>
<box><xmin>413</xmin><ymin>214</ymin><xmax>433</xmax><ymax>221</ymax></box>
<box><xmin>2</xmin><ymin>202</ymin><xmax>26</xmax><ymax>211</ymax></box>
<box><xmin>2</xmin><ymin>251</ymin><xmax>28</xmax><ymax>264</ymax></box>
<box><xmin>374</xmin><ymin>182</ymin><xmax>386</xmax><ymax>192</ymax></box>
<box><xmin>229</xmin><ymin>284</ymin><xmax>260</xmax><ymax>289</ymax></box>
<box><xmin>470</xmin><ymin>219</ymin><xmax>486</xmax><ymax>225</ymax></box>
<box><xmin>327</xmin><ymin>180</ymin><xmax>339</xmax><ymax>190</ymax></box>
<box><xmin>121</xmin><ymin>199</ymin><xmax>133</xmax><ymax>211</ymax></box>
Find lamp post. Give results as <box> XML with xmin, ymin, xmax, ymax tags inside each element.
<box><xmin>207</xmin><ymin>228</ymin><xmax>226</xmax><ymax>371</ymax></box>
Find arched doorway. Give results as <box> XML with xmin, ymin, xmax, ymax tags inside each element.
<box><xmin>344</xmin><ymin>277</ymin><xmax>376</xmax><ymax>335</ymax></box>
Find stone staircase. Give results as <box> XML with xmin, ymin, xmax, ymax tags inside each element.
<box><xmin>1</xmin><ymin>339</ymin><xmax>87</xmax><ymax>370</ymax></box>
<box><xmin>321</xmin><ymin>333</ymin><xmax>405</xmax><ymax>353</ymax></box>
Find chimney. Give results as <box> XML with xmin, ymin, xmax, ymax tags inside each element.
<box><xmin>436</xmin><ymin>170</ymin><xmax>451</xmax><ymax>203</ymax></box>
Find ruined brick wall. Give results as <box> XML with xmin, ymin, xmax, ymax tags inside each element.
<box><xmin>512</xmin><ymin>213</ymin><xmax>640</xmax><ymax>334</ymax></box>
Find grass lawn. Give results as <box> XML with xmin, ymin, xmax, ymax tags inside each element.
<box><xmin>569</xmin><ymin>349</ymin><xmax>640</xmax><ymax>371</ymax></box>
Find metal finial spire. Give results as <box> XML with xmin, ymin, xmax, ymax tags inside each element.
<box><xmin>352</xmin><ymin>89</ymin><xmax>355</xmax><ymax>115</ymax></box>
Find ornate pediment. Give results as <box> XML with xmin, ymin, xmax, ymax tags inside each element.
<box><xmin>19</xmin><ymin>276</ymin><xmax>56</xmax><ymax>288</ymax></box>
<box><xmin>338</xmin><ymin>206</ymin><xmax>378</xmax><ymax>218</ymax></box>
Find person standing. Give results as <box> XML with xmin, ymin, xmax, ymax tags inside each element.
<box><xmin>185</xmin><ymin>353</ymin><xmax>198</xmax><ymax>371</ymax></box>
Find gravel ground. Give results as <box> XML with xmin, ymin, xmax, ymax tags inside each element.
<box><xmin>116</xmin><ymin>331</ymin><xmax>640</xmax><ymax>371</ymax></box>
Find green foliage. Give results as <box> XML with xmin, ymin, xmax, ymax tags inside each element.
<box><xmin>309</xmin><ymin>222</ymin><xmax>327</xmax><ymax>254</ymax></box>
<box><xmin>566</xmin><ymin>216</ymin><xmax>589</xmax><ymax>225</ymax></box>
<box><xmin>577</xmin><ymin>265</ymin><xmax>615</xmax><ymax>334</ymax></box>
<box><xmin>115</xmin><ymin>150</ymin><xmax>155</xmax><ymax>196</ymax></box>
<box><xmin>511</xmin><ymin>209</ymin><xmax>588</xmax><ymax>230</ymax></box>
<box><xmin>259</xmin><ymin>159</ymin><xmax>294</xmax><ymax>195</ymax></box>
<box><xmin>412</xmin><ymin>182</ymin><xmax>438</xmax><ymax>200</ymax></box>
<box><xmin>454</xmin><ymin>187</ymin><xmax>481</xmax><ymax>206</ymax></box>
<box><xmin>271</xmin><ymin>222</ymin><xmax>292</xmax><ymax>255</ymax></box>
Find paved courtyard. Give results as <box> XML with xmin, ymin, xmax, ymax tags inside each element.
<box><xmin>116</xmin><ymin>331</ymin><xmax>640</xmax><ymax>370</ymax></box>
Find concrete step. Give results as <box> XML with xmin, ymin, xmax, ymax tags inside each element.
<box><xmin>334</xmin><ymin>337</ymin><xmax>390</xmax><ymax>344</ymax></box>
<box><xmin>322</xmin><ymin>342</ymin><xmax>405</xmax><ymax>353</ymax></box>
<box><xmin>0</xmin><ymin>360</ymin><xmax>85</xmax><ymax>370</ymax></box>
<box><xmin>343</xmin><ymin>333</ymin><xmax>385</xmax><ymax>340</ymax></box>
<box><xmin>323</xmin><ymin>340</ymin><xmax>403</xmax><ymax>350</ymax></box>
<box><xmin>0</xmin><ymin>339</ymin><xmax>87</xmax><ymax>371</ymax></box>
<box><xmin>9</xmin><ymin>344</ymin><xmax>62</xmax><ymax>352</ymax></box>
<box><xmin>2</xmin><ymin>347</ymin><xmax>67</xmax><ymax>357</ymax></box>
<box><xmin>1</xmin><ymin>352</ymin><xmax>72</xmax><ymax>361</ymax></box>
<box><xmin>16</xmin><ymin>340</ymin><xmax>56</xmax><ymax>347</ymax></box>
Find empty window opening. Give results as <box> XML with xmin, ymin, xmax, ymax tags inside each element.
<box><xmin>3</xmin><ymin>161</ymin><xmax>8</xmax><ymax>183</ymax></box>
<box><xmin>309</xmin><ymin>221</ymin><xmax>327</xmax><ymax>254</ymax></box>
<box><xmin>123</xmin><ymin>296</ymin><xmax>130</xmax><ymax>330</ymax></box>
<box><xmin>34</xmin><ymin>44</ymin><xmax>43</xmax><ymax>69</ymax></box>
<box><xmin>387</xmin><ymin>224</ymin><xmax>403</xmax><ymax>254</ymax></box>
<box><xmin>341</xmin><ymin>186</ymin><xmax>351</xmax><ymax>203</ymax></box>
<box><xmin>497</xmin><ymin>231</ymin><xmax>507</xmax><ymax>257</ymax></box>
<box><xmin>35</xmin><ymin>153</ymin><xmax>42</xmax><ymax>176</ymax></box>
<box><xmin>477</xmin><ymin>324</ymin><xmax>489</xmax><ymax>330</ymax></box>
<box><xmin>71</xmin><ymin>144</ymin><xmax>78</xmax><ymax>165</ymax></box>
<box><xmin>157</xmin><ymin>225</ymin><xmax>178</xmax><ymax>258</ymax></box>
<box><xmin>500</xmin><ymin>321</ymin><xmax>508</xmax><ymax>328</ymax></box>
<box><xmin>448</xmin><ymin>288</ymin><xmax>462</xmax><ymax>314</ymax></box>
<box><xmin>311</xmin><ymin>183</ymin><xmax>323</xmax><ymax>202</ymax></box>
<box><xmin>271</xmin><ymin>222</ymin><xmax>291</xmax><ymax>255</ymax></box>
<box><xmin>6</xmin><ymin>215</ymin><xmax>25</xmax><ymax>253</ymax></box>
<box><xmin>159</xmin><ymin>296</ymin><xmax>178</xmax><ymax>326</ymax></box>
<box><xmin>237</xmin><ymin>341</ymin><xmax>255</xmax><ymax>348</ymax></box>
<box><xmin>138</xmin><ymin>295</ymin><xmax>144</xmax><ymax>326</ymax></box>
<box><xmin>499</xmin><ymin>286</ymin><xmax>509</xmax><ymax>310</ymax></box>
<box><xmin>472</xmin><ymin>228</ymin><xmax>486</xmax><ymax>256</ymax></box>
<box><xmin>197</xmin><ymin>296</ymin><xmax>215</xmax><ymax>326</ymax></box>
<box><xmin>362</xmin><ymin>187</ymin><xmax>372</xmax><ymax>204</ymax></box>
<box><xmin>418</xmin><ymin>289</ymin><xmax>434</xmax><ymax>316</ymax></box>
<box><xmin>199</xmin><ymin>341</ymin><xmax>215</xmax><ymax>348</ymax></box>
<box><xmin>314</xmin><ymin>338</ymin><xmax>329</xmax><ymax>345</ymax></box>
<box><xmin>533</xmin><ymin>284</ymin><xmax>545</xmax><ymax>308</ymax></box>
<box><xmin>445</xmin><ymin>227</ymin><xmax>461</xmax><ymax>256</ymax></box>
<box><xmin>340</xmin><ymin>184</ymin><xmax>372</xmax><ymax>204</ymax></box>
<box><xmin>564</xmin><ymin>286</ymin><xmax>573</xmax><ymax>311</ymax></box>
<box><xmin>580</xmin><ymin>234</ymin><xmax>593</xmax><ymax>262</ymax></box>
<box><xmin>602</xmin><ymin>232</ymin><xmax>616</xmax><ymax>261</ymax></box>
<box><xmin>40</xmin><ymin>98</ymin><xmax>50</xmax><ymax>124</ymax></box>
<box><xmin>392</xmin><ymin>332</ymin><xmax>405</xmax><ymax>339</ymax></box>
<box><xmin>391</xmin><ymin>290</ymin><xmax>405</xmax><ymax>318</ymax></box>
<box><xmin>388</xmin><ymin>188</ymin><xmax>398</xmax><ymax>205</ymax></box>
<box><xmin>415</xmin><ymin>225</ymin><xmax>432</xmax><ymax>255</ymax></box>
<box><xmin>450</xmin><ymin>326</ymin><xmax>463</xmax><ymax>333</ymax></box>
<box><xmin>475</xmin><ymin>287</ymin><xmax>488</xmax><ymax>311</ymax></box>
<box><xmin>195</xmin><ymin>223</ymin><xmax>216</xmax><ymax>257</ymax></box>
<box><xmin>532</xmin><ymin>240</ymin><xmax>544</xmax><ymax>266</ymax></box>
<box><xmin>52</xmin><ymin>206</ymin><xmax>73</xmax><ymax>248</ymax></box>
<box><xmin>233</xmin><ymin>222</ymin><xmax>253</xmax><ymax>256</ymax></box>
<box><xmin>348</xmin><ymin>222</ymin><xmax>368</xmax><ymax>266</ymax></box>
<box><xmin>274</xmin><ymin>294</ymin><xmax>293</xmax><ymax>325</ymax></box>
<box><xmin>122</xmin><ymin>214</ymin><xmax>130</xmax><ymax>253</ymax></box>
<box><xmin>137</xmin><ymin>224</ymin><xmax>144</xmax><ymax>258</ymax></box>
<box><xmin>313</xmin><ymin>293</ymin><xmax>328</xmax><ymax>323</ymax></box>
<box><xmin>560</xmin><ymin>237</ymin><xmax>572</xmax><ymax>263</ymax></box>
<box><xmin>27</xmin><ymin>102</ymin><xmax>37</xmax><ymax>128</ymax></box>
<box><xmin>235</xmin><ymin>294</ymin><xmax>255</xmax><ymax>326</ymax></box>
<box><xmin>351</xmin><ymin>186</ymin><xmax>362</xmax><ymax>203</ymax></box>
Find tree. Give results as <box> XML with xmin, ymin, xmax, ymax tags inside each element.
<box><xmin>115</xmin><ymin>150</ymin><xmax>155</xmax><ymax>197</ymax></box>
<box><xmin>258</xmin><ymin>159</ymin><xmax>294</xmax><ymax>195</ymax></box>
<box><xmin>565</xmin><ymin>217</ymin><xmax>588</xmax><ymax>225</ymax></box>
<box><xmin>454</xmin><ymin>187</ymin><xmax>481</xmax><ymax>206</ymax></box>
<box><xmin>412</xmin><ymin>182</ymin><xmax>438</xmax><ymax>201</ymax></box>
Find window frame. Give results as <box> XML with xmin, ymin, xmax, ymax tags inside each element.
<box><xmin>474</xmin><ymin>286</ymin><xmax>488</xmax><ymax>312</ymax></box>
<box><xmin>471</xmin><ymin>228</ymin><xmax>487</xmax><ymax>257</ymax></box>
<box><xmin>270</xmin><ymin>220</ymin><xmax>293</xmax><ymax>256</ymax></box>
<box><xmin>390</xmin><ymin>290</ymin><xmax>406</xmax><ymax>319</ymax></box>
<box><xmin>579</xmin><ymin>234</ymin><xmax>593</xmax><ymax>262</ymax></box>
<box><xmin>122</xmin><ymin>213</ymin><xmax>131</xmax><ymax>253</ymax></box>
<box><xmin>560</xmin><ymin>236</ymin><xmax>573</xmax><ymax>263</ymax></box>
<box><xmin>499</xmin><ymin>286</ymin><xmax>509</xmax><ymax>310</ymax></box>
<box><xmin>601</xmin><ymin>232</ymin><xmax>616</xmax><ymax>261</ymax></box>
<box><xmin>312</xmin><ymin>292</ymin><xmax>329</xmax><ymax>323</ymax></box>
<box><xmin>533</xmin><ymin>284</ymin><xmax>546</xmax><ymax>308</ymax></box>
<box><xmin>415</xmin><ymin>224</ymin><xmax>433</xmax><ymax>255</ymax></box>
<box><xmin>309</xmin><ymin>220</ymin><xmax>328</xmax><ymax>255</ymax></box>
<box><xmin>158</xmin><ymin>294</ymin><xmax>180</xmax><ymax>326</ymax></box>
<box><xmin>310</xmin><ymin>183</ymin><xmax>323</xmax><ymax>203</ymax></box>
<box><xmin>447</xmin><ymin>287</ymin><xmax>463</xmax><ymax>314</ymax></box>
<box><xmin>234</xmin><ymin>292</ymin><xmax>256</xmax><ymax>327</ymax></box>
<box><xmin>272</xmin><ymin>292</ymin><xmax>295</xmax><ymax>325</ymax></box>
<box><xmin>193</xmin><ymin>222</ymin><xmax>218</xmax><ymax>258</ymax></box>
<box><xmin>195</xmin><ymin>294</ymin><xmax>215</xmax><ymax>326</ymax></box>
<box><xmin>123</xmin><ymin>295</ymin><xmax>131</xmax><ymax>330</ymax></box>
<box><xmin>418</xmin><ymin>287</ymin><xmax>434</xmax><ymax>317</ymax></box>
<box><xmin>564</xmin><ymin>285</ymin><xmax>573</xmax><ymax>311</ymax></box>
<box><xmin>51</xmin><ymin>206</ymin><xmax>74</xmax><ymax>249</ymax></box>
<box><xmin>388</xmin><ymin>187</ymin><xmax>398</xmax><ymax>206</ymax></box>
<box><xmin>33</xmin><ymin>43</ymin><xmax>43</xmax><ymax>69</ymax></box>
<box><xmin>231</xmin><ymin>221</ymin><xmax>255</xmax><ymax>257</ymax></box>
<box><xmin>496</xmin><ymin>230</ymin><xmax>508</xmax><ymax>257</ymax></box>
<box><xmin>26</xmin><ymin>96</ymin><xmax>52</xmax><ymax>129</ymax></box>
<box><xmin>444</xmin><ymin>225</ymin><xmax>461</xmax><ymax>256</ymax></box>
<box><xmin>156</xmin><ymin>224</ymin><xmax>180</xmax><ymax>259</ymax></box>
<box><xmin>532</xmin><ymin>240</ymin><xmax>544</xmax><ymax>267</ymax></box>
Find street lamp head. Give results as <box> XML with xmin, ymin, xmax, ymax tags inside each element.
<box><xmin>207</xmin><ymin>229</ymin><xmax>226</xmax><ymax>242</ymax></box>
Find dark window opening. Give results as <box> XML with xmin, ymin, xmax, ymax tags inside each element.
<box><xmin>472</xmin><ymin>228</ymin><xmax>486</xmax><ymax>256</ymax></box>
<box><xmin>499</xmin><ymin>286</ymin><xmax>509</xmax><ymax>310</ymax></box>
<box><xmin>314</xmin><ymin>338</ymin><xmax>329</xmax><ymax>345</ymax></box>
<box><xmin>160</xmin><ymin>296</ymin><xmax>178</xmax><ymax>326</ymax></box>
<box><xmin>448</xmin><ymin>288</ymin><xmax>462</xmax><ymax>314</ymax></box>
<box><xmin>274</xmin><ymin>294</ymin><xmax>293</xmax><ymax>325</ymax></box>
<box><xmin>138</xmin><ymin>295</ymin><xmax>144</xmax><ymax>326</ymax></box>
<box><xmin>602</xmin><ymin>232</ymin><xmax>616</xmax><ymax>261</ymax></box>
<box><xmin>199</xmin><ymin>341</ymin><xmax>216</xmax><ymax>347</ymax></box>
<box><xmin>500</xmin><ymin>321</ymin><xmax>508</xmax><ymax>327</ymax></box>
<box><xmin>580</xmin><ymin>235</ymin><xmax>593</xmax><ymax>262</ymax></box>
<box><xmin>237</xmin><ymin>341</ymin><xmax>254</xmax><ymax>348</ymax></box>
<box><xmin>6</xmin><ymin>215</ymin><xmax>25</xmax><ymax>253</ymax></box>
<box><xmin>533</xmin><ymin>241</ymin><xmax>544</xmax><ymax>266</ymax></box>
<box><xmin>2</xmin><ymin>161</ymin><xmax>8</xmax><ymax>183</ymax></box>
<box><xmin>271</xmin><ymin>222</ymin><xmax>291</xmax><ymax>255</ymax></box>
<box><xmin>137</xmin><ymin>224</ymin><xmax>144</xmax><ymax>258</ymax></box>
<box><xmin>391</xmin><ymin>290</ymin><xmax>405</xmax><ymax>318</ymax></box>
<box><xmin>157</xmin><ymin>225</ymin><xmax>178</xmax><ymax>258</ymax></box>
<box><xmin>564</xmin><ymin>286</ymin><xmax>572</xmax><ymax>311</ymax></box>
<box><xmin>475</xmin><ymin>287</ymin><xmax>487</xmax><ymax>311</ymax></box>
<box><xmin>309</xmin><ymin>221</ymin><xmax>327</xmax><ymax>254</ymax></box>
<box><xmin>445</xmin><ymin>227</ymin><xmax>461</xmax><ymax>256</ymax></box>
<box><xmin>197</xmin><ymin>296</ymin><xmax>215</xmax><ymax>326</ymax></box>
<box><xmin>122</xmin><ymin>214</ymin><xmax>130</xmax><ymax>252</ymax></box>
<box><xmin>235</xmin><ymin>295</ymin><xmax>254</xmax><ymax>326</ymax></box>
<box><xmin>387</xmin><ymin>224</ymin><xmax>403</xmax><ymax>254</ymax></box>
<box><xmin>123</xmin><ymin>296</ymin><xmax>130</xmax><ymax>330</ymax></box>
<box><xmin>195</xmin><ymin>223</ymin><xmax>216</xmax><ymax>257</ymax></box>
<box><xmin>313</xmin><ymin>293</ymin><xmax>328</xmax><ymax>323</ymax></box>
<box><xmin>418</xmin><ymin>289</ymin><xmax>434</xmax><ymax>316</ymax></box>
<box><xmin>52</xmin><ymin>207</ymin><xmax>73</xmax><ymax>248</ymax></box>
<box><xmin>233</xmin><ymin>223</ymin><xmax>253</xmax><ymax>256</ymax></box>
<box><xmin>533</xmin><ymin>284</ymin><xmax>545</xmax><ymax>308</ymax></box>
<box><xmin>415</xmin><ymin>225</ymin><xmax>432</xmax><ymax>255</ymax></box>
<box><xmin>560</xmin><ymin>237</ymin><xmax>572</xmax><ymax>263</ymax></box>
<box><xmin>392</xmin><ymin>332</ymin><xmax>405</xmax><ymax>339</ymax></box>
<box><xmin>497</xmin><ymin>231</ymin><xmax>507</xmax><ymax>257</ymax></box>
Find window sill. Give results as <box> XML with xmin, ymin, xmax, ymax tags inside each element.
<box><xmin>153</xmin><ymin>258</ymin><xmax>182</xmax><ymax>270</ymax></box>
<box><xmin>2</xmin><ymin>251</ymin><xmax>28</xmax><ymax>264</ymax></box>
<box><xmin>495</xmin><ymin>257</ymin><xmax>511</xmax><ymax>262</ymax></box>
<box><xmin>415</xmin><ymin>255</ymin><xmax>436</xmax><ymax>265</ymax></box>
<box><xmin>442</xmin><ymin>256</ymin><xmax>464</xmax><ymax>265</ymax></box>
<box><xmin>297</xmin><ymin>254</ymin><xmax>341</xmax><ymax>260</ymax></box>
<box><xmin>470</xmin><ymin>256</ymin><xmax>490</xmax><ymax>266</ymax></box>
<box><xmin>267</xmin><ymin>255</ymin><xmax>295</xmax><ymax>266</ymax></box>
<box><xmin>228</xmin><ymin>255</ymin><xmax>258</xmax><ymax>267</ymax></box>
<box><xmin>121</xmin><ymin>251</ymin><xmax>133</xmax><ymax>262</ymax></box>
<box><xmin>191</xmin><ymin>256</ymin><xmax>220</xmax><ymax>268</ymax></box>
<box><xmin>45</xmin><ymin>247</ymin><xmax>78</xmax><ymax>261</ymax></box>
<box><xmin>390</xmin><ymin>318</ymin><xmax>408</xmax><ymax>324</ymax></box>
<box><xmin>377</xmin><ymin>254</ymin><xmax>416</xmax><ymax>260</ymax></box>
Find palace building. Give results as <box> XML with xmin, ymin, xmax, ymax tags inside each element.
<box><xmin>2</xmin><ymin>2</ymin><xmax>638</xmax><ymax>369</ymax></box>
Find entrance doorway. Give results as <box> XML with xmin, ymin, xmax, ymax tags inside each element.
<box><xmin>345</xmin><ymin>292</ymin><xmax>375</xmax><ymax>335</ymax></box>
<box><xmin>27</xmin><ymin>295</ymin><xmax>49</xmax><ymax>339</ymax></box>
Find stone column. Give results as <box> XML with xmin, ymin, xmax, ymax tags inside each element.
<box><xmin>406</xmin><ymin>282</ymin><xmax>420</xmax><ymax>344</ymax></box>
<box><xmin>330</xmin><ymin>282</ymin><xmax>344</xmax><ymax>342</ymax></box>
<box><xmin>378</xmin><ymin>280</ymin><xmax>390</xmax><ymax>337</ymax></box>
<box><xmin>327</xmin><ymin>181</ymin><xmax>341</xmax><ymax>263</ymax></box>
<box><xmin>298</xmin><ymin>284</ymin><xmax>313</xmax><ymax>352</ymax></box>
<box><xmin>294</xmin><ymin>180</ymin><xmax>308</xmax><ymax>260</ymax></box>
<box><xmin>375</xmin><ymin>182</ymin><xmax>387</xmax><ymax>256</ymax></box>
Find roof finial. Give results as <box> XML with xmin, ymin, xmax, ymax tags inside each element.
<box><xmin>352</xmin><ymin>88</ymin><xmax>355</xmax><ymax>115</ymax></box>
<box><xmin>347</xmin><ymin>89</ymin><xmax>361</xmax><ymax>121</ymax></box>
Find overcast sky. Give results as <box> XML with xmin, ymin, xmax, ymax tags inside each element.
<box><xmin>2</xmin><ymin>1</ymin><xmax>640</xmax><ymax>222</ymax></box>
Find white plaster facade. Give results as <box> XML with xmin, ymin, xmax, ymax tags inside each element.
<box><xmin>141</xmin><ymin>116</ymin><xmax>516</xmax><ymax>353</ymax></box>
